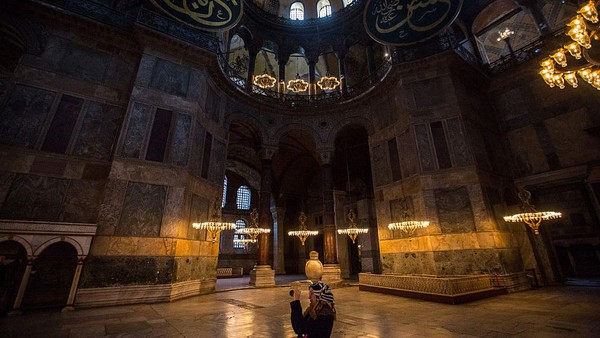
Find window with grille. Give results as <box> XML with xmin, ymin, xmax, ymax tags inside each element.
<box><xmin>233</xmin><ymin>219</ymin><xmax>247</xmax><ymax>249</ymax></box>
<box><xmin>222</xmin><ymin>176</ymin><xmax>228</xmax><ymax>208</ymax></box>
<box><xmin>290</xmin><ymin>2</ymin><xmax>304</xmax><ymax>20</ymax></box>
<box><xmin>317</xmin><ymin>0</ymin><xmax>331</xmax><ymax>18</ymax></box>
<box><xmin>236</xmin><ymin>185</ymin><xmax>251</xmax><ymax>210</ymax></box>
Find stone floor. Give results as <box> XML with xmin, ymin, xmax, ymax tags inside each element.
<box><xmin>1</xmin><ymin>278</ymin><xmax>599</xmax><ymax>337</ymax></box>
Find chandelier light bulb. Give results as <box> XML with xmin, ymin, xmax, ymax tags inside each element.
<box><xmin>578</xmin><ymin>1</ymin><xmax>599</xmax><ymax>23</ymax></box>
<box><xmin>550</xmin><ymin>49</ymin><xmax>568</xmax><ymax>67</ymax></box>
<box><xmin>564</xmin><ymin>42</ymin><xmax>583</xmax><ymax>59</ymax></box>
<box><xmin>540</xmin><ymin>58</ymin><xmax>555</xmax><ymax>71</ymax></box>
<box><xmin>552</xmin><ymin>73</ymin><xmax>565</xmax><ymax>89</ymax></box>
<box><xmin>539</xmin><ymin>69</ymin><xmax>555</xmax><ymax>87</ymax></box>
<box><xmin>563</xmin><ymin>72</ymin><xmax>578</xmax><ymax>88</ymax></box>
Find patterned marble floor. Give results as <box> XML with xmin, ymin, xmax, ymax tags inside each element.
<box><xmin>1</xmin><ymin>284</ymin><xmax>599</xmax><ymax>337</ymax></box>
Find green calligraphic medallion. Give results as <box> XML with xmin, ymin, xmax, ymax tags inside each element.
<box><xmin>364</xmin><ymin>0</ymin><xmax>463</xmax><ymax>46</ymax></box>
<box><xmin>149</xmin><ymin>0</ymin><xmax>243</xmax><ymax>32</ymax></box>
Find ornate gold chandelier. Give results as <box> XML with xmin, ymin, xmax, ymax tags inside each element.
<box><xmin>317</xmin><ymin>75</ymin><xmax>340</xmax><ymax>90</ymax></box>
<box><xmin>337</xmin><ymin>209</ymin><xmax>368</xmax><ymax>244</ymax></box>
<box><xmin>288</xmin><ymin>212</ymin><xmax>318</xmax><ymax>245</ymax></box>
<box><xmin>539</xmin><ymin>1</ymin><xmax>600</xmax><ymax>89</ymax></box>
<box><xmin>503</xmin><ymin>187</ymin><xmax>562</xmax><ymax>235</ymax></box>
<box><xmin>388</xmin><ymin>198</ymin><xmax>429</xmax><ymax>238</ymax></box>
<box><xmin>193</xmin><ymin>196</ymin><xmax>237</xmax><ymax>242</ymax></box>
<box><xmin>235</xmin><ymin>208</ymin><xmax>270</xmax><ymax>242</ymax></box>
<box><xmin>253</xmin><ymin>70</ymin><xmax>276</xmax><ymax>89</ymax></box>
<box><xmin>287</xmin><ymin>73</ymin><xmax>309</xmax><ymax>92</ymax></box>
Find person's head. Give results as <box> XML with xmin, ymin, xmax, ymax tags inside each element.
<box><xmin>308</xmin><ymin>281</ymin><xmax>334</xmax><ymax>304</ymax></box>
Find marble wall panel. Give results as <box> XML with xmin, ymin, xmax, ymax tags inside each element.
<box><xmin>205</xmin><ymin>86</ymin><xmax>220</xmax><ymax>122</ymax></box>
<box><xmin>134</xmin><ymin>54</ymin><xmax>157</xmax><ymax>88</ymax></box>
<box><xmin>96</xmin><ymin>179</ymin><xmax>128</xmax><ymax>234</ymax></box>
<box><xmin>104</xmin><ymin>54</ymin><xmax>137</xmax><ymax>91</ymax></box>
<box><xmin>371</xmin><ymin>144</ymin><xmax>391</xmax><ymax>187</ymax></box>
<box><xmin>415</xmin><ymin>124</ymin><xmax>435</xmax><ymax>171</ymax></box>
<box><xmin>411</xmin><ymin>78</ymin><xmax>445</xmax><ymax>111</ymax></box>
<box><xmin>0</xmin><ymin>85</ymin><xmax>56</xmax><ymax>148</ymax></box>
<box><xmin>188</xmin><ymin>69</ymin><xmax>207</xmax><ymax>102</ymax></box>
<box><xmin>61</xmin><ymin>180</ymin><xmax>104</xmax><ymax>223</ymax></box>
<box><xmin>433</xmin><ymin>248</ymin><xmax>522</xmax><ymax>275</ymax></box>
<box><xmin>79</xmin><ymin>256</ymin><xmax>175</xmax><ymax>287</ymax></box>
<box><xmin>445</xmin><ymin>117</ymin><xmax>472</xmax><ymax>167</ymax></box>
<box><xmin>73</xmin><ymin>101</ymin><xmax>124</xmax><ymax>160</ymax></box>
<box><xmin>173</xmin><ymin>256</ymin><xmax>217</xmax><ymax>282</ymax></box>
<box><xmin>24</xmin><ymin>36</ymin><xmax>111</xmax><ymax>83</ymax></box>
<box><xmin>398</xmin><ymin>130</ymin><xmax>418</xmax><ymax>177</ymax></box>
<box><xmin>493</xmin><ymin>87</ymin><xmax>528</xmax><ymax>122</ymax></box>
<box><xmin>507</xmin><ymin>126</ymin><xmax>549</xmax><ymax>175</ymax></box>
<box><xmin>381</xmin><ymin>252</ymin><xmax>436</xmax><ymax>275</ymax></box>
<box><xmin>208</xmin><ymin>139</ymin><xmax>227</xmax><ymax>184</ymax></box>
<box><xmin>116</xmin><ymin>182</ymin><xmax>167</xmax><ymax>237</ymax></box>
<box><xmin>120</xmin><ymin>102</ymin><xmax>152</xmax><ymax>158</ymax></box>
<box><xmin>169</xmin><ymin>113</ymin><xmax>192</xmax><ymax>166</ymax></box>
<box><xmin>373</xmin><ymin>97</ymin><xmax>398</xmax><ymax>130</ymax></box>
<box><xmin>434</xmin><ymin>186</ymin><xmax>476</xmax><ymax>234</ymax></box>
<box><xmin>189</xmin><ymin>122</ymin><xmax>206</xmax><ymax>178</ymax></box>
<box><xmin>0</xmin><ymin>174</ymin><xmax>69</xmax><ymax>221</ymax></box>
<box><xmin>161</xmin><ymin>187</ymin><xmax>185</xmax><ymax>238</ymax></box>
<box><xmin>464</xmin><ymin>121</ymin><xmax>492</xmax><ymax>172</ymax></box>
<box><xmin>545</xmin><ymin>108</ymin><xmax>600</xmax><ymax>167</ymax></box>
<box><xmin>41</xmin><ymin>94</ymin><xmax>83</xmax><ymax>154</ymax></box>
<box><xmin>189</xmin><ymin>194</ymin><xmax>209</xmax><ymax>240</ymax></box>
<box><xmin>149</xmin><ymin>59</ymin><xmax>189</xmax><ymax>97</ymax></box>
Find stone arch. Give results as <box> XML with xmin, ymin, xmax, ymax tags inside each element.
<box><xmin>271</xmin><ymin>122</ymin><xmax>320</xmax><ymax>149</ymax></box>
<box><xmin>0</xmin><ymin>235</ymin><xmax>33</xmax><ymax>257</ymax></box>
<box><xmin>224</xmin><ymin>111</ymin><xmax>268</xmax><ymax>144</ymax></box>
<box><xmin>325</xmin><ymin>116</ymin><xmax>375</xmax><ymax>148</ymax></box>
<box><xmin>33</xmin><ymin>236</ymin><xmax>85</xmax><ymax>257</ymax></box>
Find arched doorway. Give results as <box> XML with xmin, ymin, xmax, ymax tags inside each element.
<box><xmin>22</xmin><ymin>242</ymin><xmax>77</xmax><ymax>310</ymax></box>
<box><xmin>0</xmin><ymin>240</ymin><xmax>27</xmax><ymax>315</ymax></box>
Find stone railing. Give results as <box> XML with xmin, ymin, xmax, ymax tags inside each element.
<box><xmin>359</xmin><ymin>273</ymin><xmax>495</xmax><ymax>296</ymax></box>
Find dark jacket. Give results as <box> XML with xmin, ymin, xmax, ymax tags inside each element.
<box><xmin>290</xmin><ymin>300</ymin><xmax>334</xmax><ymax>338</ymax></box>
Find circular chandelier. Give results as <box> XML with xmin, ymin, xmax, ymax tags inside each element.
<box><xmin>288</xmin><ymin>212</ymin><xmax>318</xmax><ymax>246</ymax></box>
<box><xmin>503</xmin><ymin>187</ymin><xmax>562</xmax><ymax>235</ymax></box>
<box><xmin>253</xmin><ymin>71</ymin><xmax>276</xmax><ymax>89</ymax></box>
<box><xmin>235</xmin><ymin>208</ymin><xmax>271</xmax><ymax>241</ymax></box>
<box><xmin>287</xmin><ymin>73</ymin><xmax>309</xmax><ymax>93</ymax></box>
<box><xmin>539</xmin><ymin>1</ymin><xmax>600</xmax><ymax>90</ymax></box>
<box><xmin>337</xmin><ymin>209</ymin><xmax>368</xmax><ymax>244</ymax></box>
<box><xmin>232</xmin><ymin>238</ymin><xmax>257</xmax><ymax>248</ymax></box>
<box><xmin>317</xmin><ymin>75</ymin><xmax>340</xmax><ymax>90</ymax></box>
<box><xmin>192</xmin><ymin>196</ymin><xmax>237</xmax><ymax>242</ymax></box>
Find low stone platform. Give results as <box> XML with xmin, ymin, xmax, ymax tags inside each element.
<box><xmin>359</xmin><ymin>273</ymin><xmax>507</xmax><ymax>304</ymax></box>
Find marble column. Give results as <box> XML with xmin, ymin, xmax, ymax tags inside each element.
<box><xmin>277</xmin><ymin>51</ymin><xmax>290</xmax><ymax>95</ymax></box>
<box><xmin>319</xmin><ymin>150</ymin><xmax>341</xmax><ymax>283</ymax></box>
<box><xmin>308</xmin><ymin>58</ymin><xmax>317</xmax><ymax>96</ymax></box>
<box><xmin>273</xmin><ymin>206</ymin><xmax>287</xmax><ymax>274</ymax></box>
<box><xmin>62</xmin><ymin>257</ymin><xmax>85</xmax><ymax>312</ymax></box>
<box><xmin>246</xmin><ymin>47</ymin><xmax>259</xmax><ymax>92</ymax></box>
<box><xmin>8</xmin><ymin>257</ymin><xmax>33</xmax><ymax>315</ymax></box>
<box><xmin>336</xmin><ymin>49</ymin><xmax>348</xmax><ymax>95</ymax></box>
<box><xmin>365</xmin><ymin>44</ymin><xmax>377</xmax><ymax>85</ymax></box>
<box><xmin>250</xmin><ymin>147</ymin><xmax>276</xmax><ymax>287</ymax></box>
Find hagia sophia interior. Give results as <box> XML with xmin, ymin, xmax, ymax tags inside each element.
<box><xmin>0</xmin><ymin>0</ymin><xmax>599</xmax><ymax>333</ymax></box>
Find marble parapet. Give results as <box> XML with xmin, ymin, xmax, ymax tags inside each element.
<box><xmin>359</xmin><ymin>273</ymin><xmax>507</xmax><ymax>304</ymax></box>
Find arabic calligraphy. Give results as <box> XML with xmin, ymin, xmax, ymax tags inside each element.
<box><xmin>364</xmin><ymin>0</ymin><xmax>462</xmax><ymax>45</ymax></box>
<box><xmin>150</xmin><ymin>0</ymin><xmax>242</xmax><ymax>31</ymax></box>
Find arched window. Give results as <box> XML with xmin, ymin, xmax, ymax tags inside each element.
<box><xmin>342</xmin><ymin>0</ymin><xmax>354</xmax><ymax>7</ymax></box>
<box><xmin>317</xmin><ymin>0</ymin><xmax>331</xmax><ymax>18</ymax></box>
<box><xmin>290</xmin><ymin>2</ymin><xmax>304</xmax><ymax>20</ymax></box>
<box><xmin>236</xmin><ymin>185</ymin><xmax>251</xmax><ymax>210</ymax></box>
<box><xmin>233</xmin><ymin>219</ymin><xmax>247</xmax><ymax>249</ymax></box>
<box><xmin>222</xmin><ymin>176</ymin><xmax>228</xmax><ymax>208</ymax></box>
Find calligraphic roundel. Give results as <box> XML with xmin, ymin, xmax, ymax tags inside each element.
<box><xmin>150</xmin><ymin>0</ymin><xmax>243</xmax><ymax>32</ymax></box>
<box><xmin>364</xmin><ymin>0</ymin><xmax>463</xmax><ymax>46</ymax></box>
